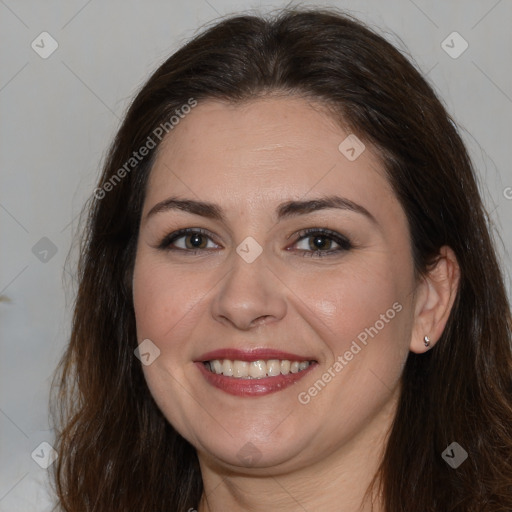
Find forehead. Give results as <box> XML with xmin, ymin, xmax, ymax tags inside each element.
<box><xmin>143</xmin><ymin>96</ymin><xmax>399</xmax><ymax>224</ymax></box>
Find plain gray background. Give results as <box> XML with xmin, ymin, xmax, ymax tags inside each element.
<box><xmin>1</xmin><ymin>0</ymin><xmax>511</xmax><ymax>510</ymax></box>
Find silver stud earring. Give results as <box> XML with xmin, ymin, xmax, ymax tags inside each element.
<box><xmin>424</xmin><ymin>335</ymin><xmax>431</xmax><ymax>347</ymax></box>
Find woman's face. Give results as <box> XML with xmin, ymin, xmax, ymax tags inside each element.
<box><xmin>132</xmin><ymin>96</ymin><xmax>418</xmax><ymax>472</ymax></box>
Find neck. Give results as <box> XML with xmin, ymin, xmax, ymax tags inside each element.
<box><xmin>196</xmin><ymin>389</ymin><xmax>398</xmax><ymax>512</ymax></box>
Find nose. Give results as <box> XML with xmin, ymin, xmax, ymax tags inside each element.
<box><xmin>210</xmin><ymin>249</ymin><xmax>287</xmax><ymax>330</ymax></box>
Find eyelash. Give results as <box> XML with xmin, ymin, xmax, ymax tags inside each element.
<box><xmin>157</xmin><ymin>227</ymin><xmax>353</xmax><ymax>258</ymax></box>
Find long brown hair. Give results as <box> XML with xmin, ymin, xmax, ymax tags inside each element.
<box><xmin>51</xmin><ymin>7</ymin><xmax>512</xmax><ymax>511</ymax></box>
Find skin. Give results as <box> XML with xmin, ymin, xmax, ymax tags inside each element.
<box><xmin>132</xmin><ymin>96</ymin><xmax>460</xmax><ymax>511</ymax></box>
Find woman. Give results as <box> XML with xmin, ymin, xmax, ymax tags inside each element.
<box><xmin>51</xmin><ymin>7</ymin><xmax>512</xmax><ymax>511</ymax></box>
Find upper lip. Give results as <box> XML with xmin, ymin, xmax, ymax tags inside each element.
<box><xmin>196</xmin><ymin>348</ymin><xmax>316</xmax><ymax>363</ymax></box>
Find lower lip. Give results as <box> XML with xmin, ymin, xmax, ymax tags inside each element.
<box><xmin>195</xmin><ymin>361</ymin><xmax>316</xmax><ymax>397</ymax></box>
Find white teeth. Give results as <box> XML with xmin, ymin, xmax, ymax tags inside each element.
<box><xmin>267</xmin><ymin>359</ymin><xmax>281</xmax><ymax>376</ymax></box>
<box><xmin>205</xmin><ymin>359</ymin><xmax>312</xmax><ymax>378</ymax></box>
<box><xmin>233</xmin><ymin>360</ymin><xmax>249</xmax><ymax>378</ymax></box>
<box><xmin>211</xmin><ymin>360</ymin><xmax>223</xmax><ymax>374</ymax></box>
<box><xmin>249</xmin><ymin>360</ymin><xmax>266</xmax><ymax>378</ymax></box>
<box><xmin>222</xmin><ymin>359</ymin><xmax>233</xmax><ymax>376</ymax></box>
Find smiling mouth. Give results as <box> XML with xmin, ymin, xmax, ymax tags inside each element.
<box><xmin>203</xmin><ymin>359</ymin><xmax>316</xmax><ymax>379</ymax></box>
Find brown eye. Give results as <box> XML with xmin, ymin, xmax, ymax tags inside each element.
<box><xmin>308</xmin><ymin>234</ymin><xmax>334</xmax><ymax>251</ymax></box>
<box><xmin>183</xmin><ymin>232</ymin><xmax>208</xmax><ymax>249</ymax></box>
<box><xmin>158</xmin><ymin>228</ymin><xmax>219</xmax><ymax>252</ymax></box>
<box><xmin>293</xmin><ymin>228</ymin><xmax>352</xmax><ymax>257</ymax></box>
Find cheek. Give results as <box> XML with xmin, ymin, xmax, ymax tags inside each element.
<box><xmin>305</xmin><ymin>264</ymin><xmax>407</xmax><ymax>344</ymax></box>
<box><xmin>294</xmin><ymin>262</ymin><xmax>413</xmax><ymax>405</ymax></box>
<box><xmin>132</xmin><ymin>254</ymin><xmax>203</xmax><ymax>342</ymax></box>
<box><xmin>132</xmin><ymin>253</ymin><xmax>204</xmax><ymax>436</ymax></box>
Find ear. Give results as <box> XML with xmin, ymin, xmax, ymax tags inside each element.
<box><xmin>410</xmin><ymin>246</ymin><xmax>460</xmax><ymax>353</ymax></box>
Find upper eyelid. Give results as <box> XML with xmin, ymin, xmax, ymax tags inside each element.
<box><xmin>158</xmin><ymin>228</ymin><xmax>217</xmax><ymax>249</ymax></box>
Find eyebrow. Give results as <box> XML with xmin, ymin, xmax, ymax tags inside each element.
<box><xmin>145</xmin><ymin>195</ymin><xmax>377</xmax><ymax>225</ymax></box>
